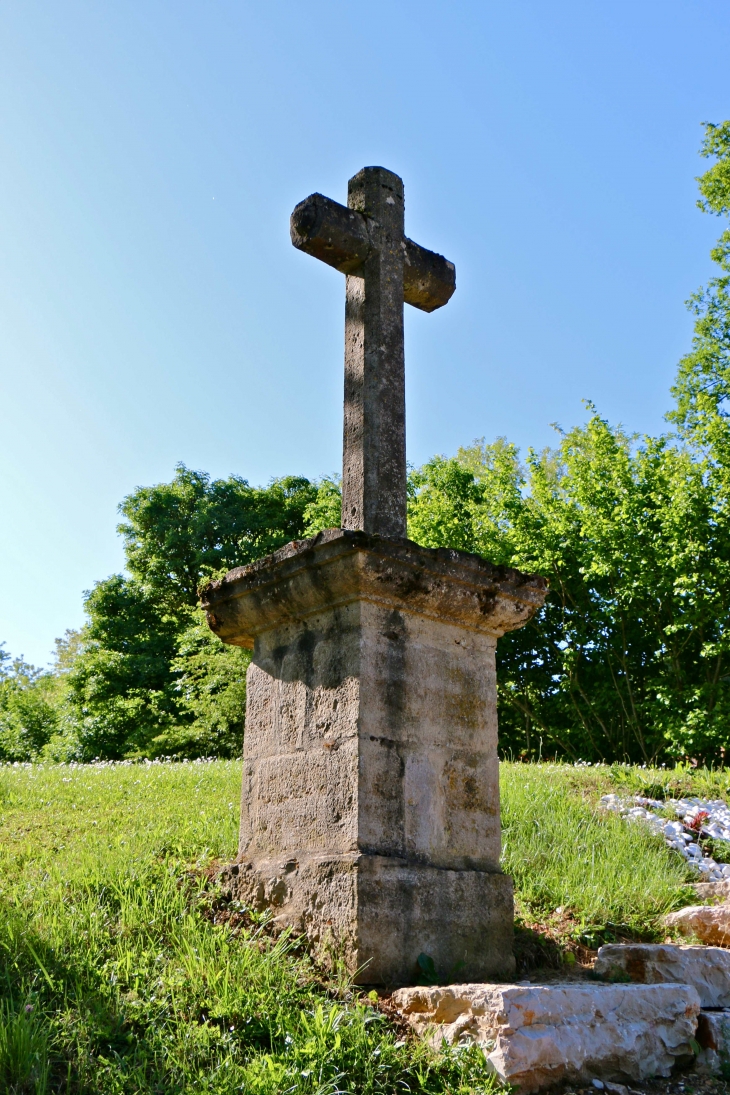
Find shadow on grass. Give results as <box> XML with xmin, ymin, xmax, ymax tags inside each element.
<box><xmin>0</xmin><ymin>899</ymin><xmax>156</xmax><ymax>1093</ymax></box>
<box><xmin>512</xmin><ymin>915</ymin><xmax>655</xmax><ymax>976</ymax></box>
<box><xmin>512</xmin><ymin>906</ymin><xmax>669</xmax><ymax>976</ymax></box>
<box><xmin>513</xmin><ymin>922</ymin><xmax>587</xmax><ymax>974</ymax></box>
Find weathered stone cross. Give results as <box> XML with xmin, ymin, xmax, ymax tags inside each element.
<box><xmin>290</xmin><ymin>167</ymin><xmax>456</xmax><ymax>539</ymax></box>
<box><xmin>204</xmin><ymin>169</ymin><xmax>546</xmax><ymax>984</ymax></box>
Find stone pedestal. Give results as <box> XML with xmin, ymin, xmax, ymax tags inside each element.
<box><xmin>201</xmin><ymin>529</ymin><xmax>546</xmax><ymax>984</ymax></box>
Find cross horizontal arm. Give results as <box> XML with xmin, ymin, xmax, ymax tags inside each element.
<box><xmin>403</xmin><ymin>237</ymin><xmax>456</xmax><ymax>313</ymax></box>
<box><xmin>290</xmin><ymin>193</ymin><xmax>370</xmax><ymax>274</ymax></box>
<box><xmin>290</xmin><ymin>192</ymin><xmax>455</xmax><ymax>313</ymax></box>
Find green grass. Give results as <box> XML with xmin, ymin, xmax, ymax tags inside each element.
<box><xmin>1</xmin><ymin>759</ymin><xmax>728</xmax><ymax>1092</ymax></box>
<box><xmin>501</xmin><ymin>763</ymin><xmax>700</xmax><ymax>948</ymax></box>
<box><xmin>0</xmin><ymin>761</ymin><xmax>498</xmax><ymax>1094</ymax></box>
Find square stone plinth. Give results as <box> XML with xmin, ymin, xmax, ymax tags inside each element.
<box><xmin>202</xmin><ymin>529</ymin><xmax>546</xmax><ymax>984</ymax></box>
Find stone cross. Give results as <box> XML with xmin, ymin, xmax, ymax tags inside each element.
<box><xmin>290</xmin><ymin>167</ymin><xmax>456</xmax><ymax>539</ymax></box>
<box><xmin>203</xmin><ymin>170</ymin><xmax>547</xmax><ymax>984</ymax></box>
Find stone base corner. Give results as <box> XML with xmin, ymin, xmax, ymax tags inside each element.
<box><xmin>218</xmin><ymin>853</ymin><xmax>515</xmax><ymax>985</ymax></box>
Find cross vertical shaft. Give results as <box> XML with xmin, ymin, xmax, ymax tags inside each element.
<box><xmin>343</xmin><ymin>167</ymin><xmax>406</xmax><ymax>538</ymax></box>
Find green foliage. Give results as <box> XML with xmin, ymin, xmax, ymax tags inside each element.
<box><xmin>0</xmin><ymin>647</ymin><xmax>59</xmax><ymax>762</ymax></box>
<box><xmin>408</xmin><ymin>456</ymin><xmax>486</xmax><ymax>553</ymax></box>
<box><xmin>405</xmin><ymin>124</ymin><xmax>730</xmax><ymax>762</ymax></box>
<box><xmin>65</xmin><ymin>577</ymin><xmax>184</xmax><ymax>760</ymax></box>
<box><xmin>0</xmin><ymin>760</ymin><xmax>502</xmax><ymax>1093</ymax></box>
<box><xmin>118</xmin><ymin>464</ymin><xmax>317</xmax><ymax>609</ymax></box>
<box><xmin>56</xmin><ymin>467</ymin><xmax>317</xmax><ymax>760</ymax></box>
<box><xmin>167</xmin><ymin>612</ymin><xmax>250</xmax><ymax>759</ymax></box>
<box><xmin>696</xmin><ymin>121</ymin><xmax>730</xmax><ymax>219</ymax></box>
<box><xmin>62</xmin><ymin>590</ymin><xmax>251</xmax><ymax>762</ymax></box>
<box><xmin>670</xmin><ymin>122</ymin><xmax>730</xmax><ymax>449</ymax></box>
<box><xmin>407</xmin><ymin>417</ymin><xmax>730</xmax><ymax>762</ymax></box>
<box><xmin>302</xmin><ymin>476</ymin><xmax>342</xmax><ymax>535</ymax></box>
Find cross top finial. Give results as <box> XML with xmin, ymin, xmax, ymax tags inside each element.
<box><xmin>291</xmin><ymin>168</ymin><xmax>455</xmax><ymax>539</ymax></box>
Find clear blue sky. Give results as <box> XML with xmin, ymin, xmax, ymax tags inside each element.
<box><xmin>1</xmin><ymin>1</ymin><xmax>729</xmax><ymax>666</ymax></box>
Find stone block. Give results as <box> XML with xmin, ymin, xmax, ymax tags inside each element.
<box><xmin>391</xmin><ymin>981</ymin><xmax>701</xmax><ymax>1092</ymax></box>
<box><xmin>219</xmin><ymin>853</ymin><xmax>515</xmax><ymax>985</ymax></box>
<box><xmin>694</xmin><ymin>881</ymin><xmax>730</xmax><ymax>904</ymax></box>
<box><xmin>665</xmin><ymin>905</ymin><xmax>730</xmax><ymax>945</ymax></box>
<box><xmin>595</xmin><ymin>943</ymin><xmax>730</xmax><ymax>1007</ymax></box>
<box><xmin>695</xmin><ymin>1009</ymin><xmax>730</xmax><ymax>1075</ymax></box>
<box><xmin>202</xmin><ymin>530</ymin><xmax>547</xmax><ymax>983</ymax></box>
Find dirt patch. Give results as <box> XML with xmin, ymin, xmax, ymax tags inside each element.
<box><xmin>514</xmin><ymin>913</ymin><xmax>598</xmax><ymax>978</ymax></box>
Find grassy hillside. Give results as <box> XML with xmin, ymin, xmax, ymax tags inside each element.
<box><xmin>0</xmin><ymin>760</ymin><xmax>725</xmax><ymax>1093</ymax></box>
<box><xmin>0</xmin><ymin>761</ymin><xmax>496</xmax><ymax>1093</ymax></box>
<box><xmin>501</xmin><ymin>763</ymin><xmax>708</xmax><ymax>961</ymax></box>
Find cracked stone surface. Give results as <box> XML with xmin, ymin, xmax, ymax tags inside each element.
<box><xmin>595</xmin><ymin>944</ymin><xmax>730</xmax><ymax>1008</ymax></box>
<box><xmin>203</xmin><ymin>530</ymin><xmax>547</xmax><ymax>983</ymax></box>
<box><xmin>664</xmin><ymin>906</ymin><xmax>730</xmax><ymax>946</ymax></box>
<box><xmin>390</xmin><ymin>981</ymin><xmax>700</xmax><ymax>1092</ymax></box>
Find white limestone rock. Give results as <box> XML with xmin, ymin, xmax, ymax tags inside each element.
<box><xmin>695</xmin><ymin>1009</ymin><xmax>730</xmax><ymax>1075</ymax></box>
<box><xmin>665</xmin><ymin>905</ymin><xmax>730</xmax><ymax>945</ymax></box>
<box><xmin>390</xmin><ymin>981</ymin><xmax>700</xmax><ymax>1092</ymax></box>
<box><xmin>694</xmin><ymin>880</ymin><xmax>730</xmax><ymax>904</ymax></box>
<box><xmin>595</xmin><ymin>943</ymin><xmax>730</xmax><ymax>1007</ymax></box>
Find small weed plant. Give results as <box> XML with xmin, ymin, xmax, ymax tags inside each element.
<box><xmin>0</xmin><ymin>998</ymin><xmax>50</xmax><ymax>1094</ymax></box>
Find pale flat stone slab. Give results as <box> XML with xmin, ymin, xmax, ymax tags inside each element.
<box><xmin>595</xmin><ymin>943</ymin><xmax>730</xmax><ymax>1007</ymax></box>
<box><xmin>665</xmin><ymin>905</ymin><xmax>730</xmax><ymax>945</ymax></box>
<box><xmin>696</xmin><ymin>1009</ymin><xmax>730</xmax><ymax>1075</ymax></box>
<box><xmin>391</xmin><ymin>982</ymin><xmax>700</xmax><ymax>1092</ymax></box>
<box><xmin>694</xmin><ymin>880</ymin><xmax>730</xmax><ymax>904</ymax></box>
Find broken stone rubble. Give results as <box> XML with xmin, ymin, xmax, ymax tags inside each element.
<box><xmin>694</xmin><ymin>880</ymin><xmax>730</xmax><ymax>904</ymax></box>
<box><xmin>593</xmin><ymin>942</ymin><xmax>730</xmax><ymax>1079</ymax></box>
<box><xmin>695</xmin><ymin>1009</ymin><xmax>730</xmax><ymax>1075</ymax></box>
<box><xmin>600</xmin><ymin>794</ymin><xmax>730</xmax><ymax>883</ymax></box>
<box><xmin>390</xmin><ymin>981</ymin><xmax>700</xmax><ymax>1092</ymax></box>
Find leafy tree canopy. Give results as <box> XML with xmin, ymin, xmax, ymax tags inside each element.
<box><xmin>0</xmin><ymin>645</ymin><xmax>59</xmax><ymax>761</ymax></box>
<box><xmin>118</xmin><ymin>465</ymin><xmax>317</xmax><ymax>610</ymax></box>
<box><xmin>53</xmin><ymin>468</ymin><xmax>317</xmax><ymax>759</ymax></box>
<box><xmin>670</xmin><ymin>122</ymin><xmax>730</xmax><ymax>452</ymax></box>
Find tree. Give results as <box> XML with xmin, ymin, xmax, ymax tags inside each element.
<box><xmin>670</xmin><ymin>122</ymin><xmax>730</xmax><ymax>454</ymax></box>
<box><xmin>118</xmin><ymin>465</ymin><xmax>317</xmax><ymax>609</ymax></box>
<box><xmin>65</xmin><ymin>576</ymin><xmax>183</xmax><ymax>759</ymax></box>
<box><xmin>403</xmin><ymin>124</ymin><xmax>730</xmax><ymax>764</ymax></box>
<box><xmin>302</xmin><ymin>477</ymin><xmax>342</xmax><ymax>534</ymax></box>
<box><xmin>63</xmin><ymin>467</ymin><xmax>318</xmax><ymax>759</ymax></box>
<box><xmin>406</xmin><ymin>413</ymin><xmax>730</xmax><ymax>764</ymax></box>
<box><xmin>167</xmin><ymin>612</ymin><xmax>250</xmax><ymax>759</ymax></box>
<box><xmin>0</xmin><ymin>645</ymin><xmax>59</xmax><ymax>761</ymax></box>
